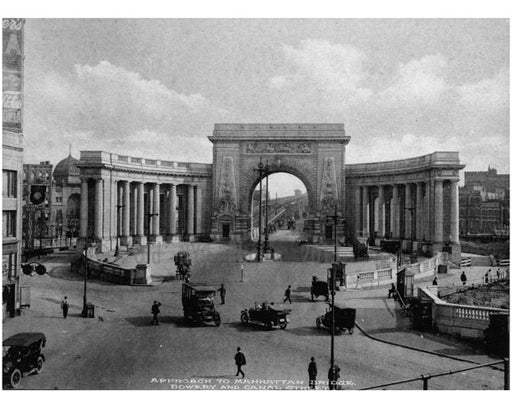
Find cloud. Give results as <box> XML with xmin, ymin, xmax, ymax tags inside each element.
<box><xmin>24</xmin><ymin>61</ymin><xmax>226</xmax><ymax>164</ymax></box>
<box><xmin>378</xmin><ymin>55</ymin><xmax>449</xmax><ymax>104</ymax></box>
<box><xmin>455</xmin><ymin>68</ymin><xmax>509</xmax><ymax>115</ymax></box>
<box><xmin>268</xmin><ymin>40</ymin><xmax>373</xmax><ymax>107</ymax></box>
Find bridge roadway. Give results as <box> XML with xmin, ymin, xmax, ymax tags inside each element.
<box><xmin>3</xmin><ymin>241</ymin><xmax>504</xmax><ymax>391</ymax></box>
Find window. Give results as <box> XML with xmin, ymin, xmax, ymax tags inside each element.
<box><xmin>55</xmin><ymin>196</ymin><xmax>63</xmax><ymax>203</ymax></box>
<box><xmin>2</xmin><ymin>170</ymin><xmax>17</xmax><ymax>198</ymax></box>
<box><xmin>2</xmin><ymin>211</ymin><xmax>16</xmax><ymax>238</ymax></box>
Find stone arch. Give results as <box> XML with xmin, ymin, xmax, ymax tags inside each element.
<box><xmin>208</xmin><ymin>123</ymin><xmax>351</xmax><ymax>242</ymax></box>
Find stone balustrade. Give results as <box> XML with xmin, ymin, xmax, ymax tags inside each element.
<box><xmin>418</xmin><ymin>287</ymin><xmax>508</xmax><ymax>340</ymax></box>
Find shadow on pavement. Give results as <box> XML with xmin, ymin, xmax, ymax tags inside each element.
<box><xmin>286</xmin><ymin>326</ymin><xmax>332</xmax><ymax>337</ymax></box>
<box><xmin>224</xmin><ymin>322</ymin><xmax>277</xmax><ymax>332</ymax></box>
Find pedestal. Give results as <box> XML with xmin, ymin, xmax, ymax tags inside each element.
<box><xmin>121</xmin><ymin>236</ymin><xmax>133</xmax><ymax>247</ymax></box>
<box><xmin>134</xmin><ymin>235</ymin><xmax>147</xmax><ymax>246</ymax></box>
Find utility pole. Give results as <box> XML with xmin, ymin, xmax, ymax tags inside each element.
<box><xmin>326</xmin><ymin>204</ymin><xmax>340</xmax><ymax>389</ymax></box>
<box><xmin>254</xmin><ymin>158</ymin><xmax>266</xmax><ymax>262</ymax></box>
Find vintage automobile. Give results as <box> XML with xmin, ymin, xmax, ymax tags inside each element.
<box><xmin>174</xmin><ymin>251</ymin><xmax>192</xmax><ymax>280</ymax></box>
<box><xmin>3</xmin><ymin>332</ymin><xmax>46</xmax><ymax>388</ymax></box>
<box><xmin>240</xmin><ymin>302</ymin><xmax>291</xmax><ymax>329</ymax></box>
<box><xmin>311</xmin><ymin>276</ymin><xmax>329</xmax><ymax>301</ymax></box>
<box><xmin>316</xmin><ymin>306</ymin><xmax>356</xmax><ymax>334</ymax></box>
<box><xmin>182</xmin><ymin>283</ymin><xmax>221</xmax><ymax>326</ymax></box>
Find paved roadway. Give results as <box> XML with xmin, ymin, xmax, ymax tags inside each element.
<box><xmin>3</xmin><ymin>234</ymin><xmax>505</xmax><ymax>390</ymax></box>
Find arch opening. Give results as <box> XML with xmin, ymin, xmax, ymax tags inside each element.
<box><xmin>249</xmin><ymin>172</ymin><xmax>310</xmax><ymax>243</ymax></box>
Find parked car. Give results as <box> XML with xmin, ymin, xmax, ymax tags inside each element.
<box><xmin>182</xmin><ymin>283</ymin><xmax>221</xmax><ymax>326</ymax></box>
<box><xmin>3</xmin><ymin>332</ymin><xmax>46</xmax><ymax>389</ymax></box>
<box><xmin>316</xmin><ymin>306</ymin><xmax>356</xmax><ymax>334</ymax></box>
<box><xmin>241</xmin><ymin>302</ymin><xmax>291</xmax><ymax>330</ymax></box>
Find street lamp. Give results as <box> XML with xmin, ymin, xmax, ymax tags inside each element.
<box><xmin>114</xmin><ymin>203</ymin><xmax>125</xmax><ymax>256</ymax></box>
<box><xmin>146</xmin><ymin>212</ymin><xmax>158</xmax><ymax>265</ymax></box>
<box><xmin>81</xmin><ymin>227</ymin><xmax>94</xmax><ymax>317</ymax></box>
<box><xmin>263</xmin><ymin>162</ymin><xmax>270</xmax><ymax>253</ymax></box>
<box><xmin>253</xmin><ymin>158</ymin><xmax>266</xmax><ymax>262</ymax></box>
<box><xmin>326</xmin><ymin>204</ymin><xmax>341</xmax><ymax>389</ymax></box>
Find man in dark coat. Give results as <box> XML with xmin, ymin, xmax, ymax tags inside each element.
<box><xmin>328</xmin><ymin>364</ymin><xmax>340</xmax><ymax>390</ymax></box>
<box><xmin>151</xmin><ymin>301</ymin><xmax>161</xmax><ymax>325</ymax></box>
<box><xmin>460</xmin><ymin>271</ymin><xmax>467</xmax><ymax>286</ymax></box>
<box><xmin>234</xmin><ymin>346</ymin><xmax>246</xmax><ymax>378</ymax></box>
<box><xmin>308</xmin><ymin>357</ymin><xmax>317</xmax><ymax>389</ymax></box>
<box><xmin>61</xmin><ymin>296</ymin><xmax>69</xmax><ymax>319</ymax></box>
<box><xmin>284</xmin><ymin>285</ymin><xmax>292</xmax><ymax>303</ymax></box>
<box><xmin>218</xmin><ymin>284</ymin><xmax>226</xmax><ymax>305</ymax></box>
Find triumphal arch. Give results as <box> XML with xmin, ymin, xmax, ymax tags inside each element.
<box><xmin>208</xmin><ymin>124</ymin><xmax>350</xmax><ymax>242</ymax></box>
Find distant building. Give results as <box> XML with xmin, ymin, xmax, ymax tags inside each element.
<box><xmin>460</xmin><ymin>167</ymin><xmax>510</xmax><ymax>235</ymax></box>
<box><xmin>22</xmin><ymin>155</ymin><xmax>82</xmax><ymax>249</ymax></box>
<box><xmin>3</xmin><ymin>18</ymin><xmax>25</xmax><ymax>319</ymax></box>
<box><xmin>22</xmin><ymin>161</ymin><xmax>53</xmax><ymax>249</ymax></box>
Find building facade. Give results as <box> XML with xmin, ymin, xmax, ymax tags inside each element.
<box><xmin>3</xmin><ymin>18</ymin><xmax>25</xmax><ymax>319</ymax></box>
<box><xmin>76</xmin><ymin>124</ymin><xmax>465</xmax><ymax>262</ymax></box>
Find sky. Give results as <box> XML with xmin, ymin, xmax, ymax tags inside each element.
<box><xmin>20</xmin><ymin>18</ymin><xmax>509</xmax><ymax>195</ymax></box>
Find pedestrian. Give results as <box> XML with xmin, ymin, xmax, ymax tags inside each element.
<box><xmin>271</xmin><ymin>248</ymin><xmax>275</xmax><ymax>260</ymax></box>
<box><xmin>61</xmin><ymin>296</ymin><xmax>69</xmax><ymax>319</ymax></box>
<box><xmin>283</xmin><ymin>285</ymin><xmax>292</xmax><ymax>304</ymax></box>
<box><xmin>218</xmin><ymin>284</ymin><xmax>226</xmax><ymax>305</ymax></box>
<box><xmin>497</xmin><ymin>268</ymin><xmax>501</xmax><ymax>280</ymax></box>
<box><xmin>388</xmin><ymin>283</ymin><xmax>396</xmax><ymax>298</ymax></box>
<box><xmin>234</xmin><ymin>346</ymin><xmax>246</xmax><ymax>378</ymax></box>
<box><xmin>485</xmin><ymin>270</ymin><xmax>490</xmax><ymax>284</ymax></box>
<box><xmin>151</xmin><ymin>301</ymin><xmax>161</xmax><ymax>325</ymax></box>
<box><xmin>432</xmin><ymin>277</ymin><xmax>438</xmax><ymax>286</ymax></box>
<box><xmin>328</xmin><ymin>364</ymin><xmax>340</xmax><ymax>390</ymax></box>
<box><xmin>308</xmin><ymin>357</ymin><xmax>317</xmax><ymax>389</ymax></box>
<box><xmin>460</xmin><ymin>271</ymin><xmax>467</xmax><ymax>286</ymax></box>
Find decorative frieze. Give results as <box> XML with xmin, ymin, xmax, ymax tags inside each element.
<box><xmin>215</xmin><ymin>156</ymin><xmax>237</xmax><ymax>216</ymax></box>
<box><xmin>246</xmin><ymin>142</ymin><xmax>312</xmax><ymax>154</ymax></box>
<box><xmin>319</xmin><ymin>157</ymin><xmax>338</xmax><ymax>214</ymax></box>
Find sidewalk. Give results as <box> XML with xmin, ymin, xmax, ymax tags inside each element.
<box><xmin>338</xmin><ymin>266</ymin><xmax>505</xmax><ymax>366</ymax></box>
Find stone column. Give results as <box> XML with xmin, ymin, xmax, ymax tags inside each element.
<box><xmin>195</xmin><ymin>185</ymin><xmax>202</xmax><ymax>235</ymax></box>
<box><xmin>79</xmin><ymin>179</ymin><xmax>88</xmax><ymax>238</ymax></box>
<box><xmin>416</xmin><ymin>183</ymin><xmax>423</xmax><ymax>241</ymax></box>
<box><xmin>362</xmin><ymin>186</ymin><xmax>369</xmax><ymax>237</ymax></box>
<box><xmin>404</xmin><ymin>183</ymin><xmax>412</xmax><ymax>240</ymax></box>
<box><xmin>136</xmin><ymin>182</ymin><xmax>146</xmax><ymax>246</ymax></box>
<box><xmin>354</xmin><ymin>186</ymin><xmax>361</xmax><ymax>237</ymax></box>
<box><xmin>94</xmin><ymin>178</ymin><xmax>103</xmax><ymax>240</ymax></box>
<box><xmin>391</xmin><ymin>184</ymin><xmax>399</xmax><ymax>238</ymax></box>
<box><xmin>424</xmin><ymin>181</ymin><xmax>431</xmax><ymax>242</ymax></box>
<box><xmin>121</xmin><ymin>181</ymin><xmax>132</xmax><ymax>246</ymax></box>
<box><xmin>132</xmin><ymin>184</ymin><xmax>138</xmax><ymax>236</ymax></box>
<box><xmin>187</xmin><ymin>184</ymin><xmax>195</xmax><ymax>237</ymax></box>
<box><xmin>151</xmin><ymin>183</ymin><xmax>162</xmax><ymax>243</ymax></box>
<box><xmin>168</xmin><ymin>183</ymin><xmax>177</xmax><ymax>237</ymax></box>
<box><xmin>378</xmin><ymin>185</ymin><xmax>385</xmax><ymax>237</ymax></box>
<box><xmin>450</xmin><ymin>180</ymin><xmax>459</xmax><ymax>244</ymax></box>
<box><xmin>434</xmin><ymin>180</ymin><xmax>444</xmax><ymax>244</ymax></box>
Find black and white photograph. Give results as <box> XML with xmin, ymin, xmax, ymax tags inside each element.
<box><xmin>1</xmin><ymin>1</ymin><xmax>510</xmax><ymax>398</ymax></box>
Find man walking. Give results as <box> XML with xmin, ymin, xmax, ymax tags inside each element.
<box><xmin>460</xmin><ymin>271</ymin><xmax>467</xmax><ymax>286</ymax></box>
<box><xmin>61</xmin><ymin>296</ymin><xmax>69</xmax><ymax>319</ymax></box>
<box><xmin>308</xmin><ymin>357</ymin><xmax>317</xmax><ymax>389</ymax></box>
<box><xmin>283</xmin><ymin>285</ymin><xmax>292</xmax><ymax>304</ymax></box>
<box><xmin>234</xmin><ymin>346</ymin><xmax>246</xmax><ymax>378</ymax></box>
<box><xmin>151</xmin><ymin>301</ymin><xmax>161</xmax><ymax>325</ymax></box>
<box><xmin>218</xmin><ymin>284</ymin><xmax>226</xmax><ymax>305</ymax></box>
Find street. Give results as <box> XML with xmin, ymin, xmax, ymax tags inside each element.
<box><xmin>3</xmin><ymin>236</ymin><xmax>505</xmax><ymax>390</ymax></box>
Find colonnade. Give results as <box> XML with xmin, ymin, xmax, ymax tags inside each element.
<box><xmin>353</xmin><ymin>179</ymin><xmax>459</xmax><ymax>248</ymax></box>
<box><xmin>79</xmin><ymin>177</ymin><xmax>202</xmax><ymax>247</ymax></box>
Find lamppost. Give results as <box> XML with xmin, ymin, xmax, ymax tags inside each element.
<box><xmin>263</xmin><ymin>162</ymin><xmax>270</xmax><ymax>253</ymax></box>
<box><xmin>326</xmin><ymin>204</ymin><xmax>341</xmax><ymax>389</ymax></box>
<box><xmin>146</xmin><ymin>212</ymin><xmax>158</xmax><ymax>265</ymax></box>
<box><xmin>81</xmin><ymin>227</ymin><xmax>94</xmax><ymax>317</ymax></box>
<box><xmin>114</xmin><ymin>203</ymin><xmax>125</xmax><ymax>256</ymax></box>
<box><xmin>254</xmin><ymin>158</ymin><xmax>266</xmax><ymax>262</ymax></box>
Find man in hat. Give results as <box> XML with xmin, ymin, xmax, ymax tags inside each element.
<box><xmin>151</xmin><ymin>301</ymin><xmax>161</xmax><ymax>325</ymax></box>
<box><xmin>234</xmin><ymin>346</ymin><xmax>246</xmax><ymax>378</ymax></box>
<box><xmin>308</xmin><ymin>357</ymin><xmax>317</xmax><ymax>389</ymax></box>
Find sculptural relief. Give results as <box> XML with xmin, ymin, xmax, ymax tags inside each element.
<box><xmin>215</xmin><ymin>157</ymin><xmax>237</xmax><ymax>216</ymax></box>
<box><xmin>246</xmin><ymin>142</ymin><xmax>312</xmax><ymax>154</ymax></box>
<box><xmin>320</xmin><ymin>158</ymin><xmax>338</xmax><ymax>214</ymax></box>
